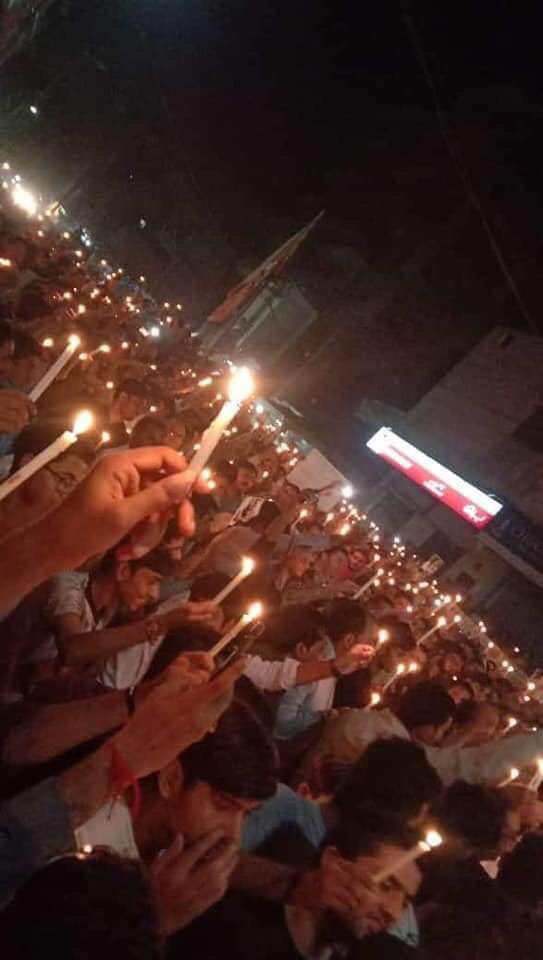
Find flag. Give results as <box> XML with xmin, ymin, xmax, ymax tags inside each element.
<box><xmin>207</xmin><ymin>211</ymin><xmax>323</xmax><ymax>324</ymax></box>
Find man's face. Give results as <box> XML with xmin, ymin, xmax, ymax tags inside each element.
<box><xmin>287</xmin><ymin>548</ymin><xmax>313</xmax><ymax>579</ymax></box>
<box><xmin>235</xmin><ymin>466</ymin><xmax>256</xmax><ymax>494</ymax></box>
<box><xmin>327</xmin><ymin>550</ymin><xmax>348</xmax><ymax>578</ymax></box>
<box><xmin>167</xmin><ymin>778</ymin><xmax>259</xmax><ymax>846</ymax></box>
<box><xmin>0</xmin><ymin>337</ymin><xmax>14</xmax><ymax>378</ymax></box>
<box><xmin>118</xmin><ymin>391</ymin><xmax>147</xmax><ymax>422</ymax></box>
<box><xmin>117</xmin><ymin>564</ymin><xmax>163</xmax><ymax>611</ymax></box>
<box><xmin>327</xmin><ymin>843</ymin><xmax>421</xmax><ymax>937</ymax></box>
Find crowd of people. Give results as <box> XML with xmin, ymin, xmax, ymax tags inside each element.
<box><xmin>2</xmin><ymin>178</ymin><xmax>543</xmax><ymax>959</ymax></box>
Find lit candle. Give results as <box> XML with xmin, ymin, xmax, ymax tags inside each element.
<box><xmin>373</xmin><ymin>830</ymin><xmax>443</xmax><ymax>883</ymax></box>
<box><xmin>417</xmin><ymin>616</ymin><xmax>448</xmax><ymax>645</ymax></box>
<box><xmin>354</xmin><ymin>568</ymin><xmax>385</xmax><ymax>599</ymax></box>
<box><xmin>209</xmin><ymin>602</ymin><xmax>263</xmax><ymax>658</ymax></box>
<box><xmin>363</xmin><ymin>692</ymin><xmax>381</xmax><ymax>712</ymax></box>
<box><xmin>377</xmin><ymin>628</ymin><xmax>389</xmax><ymax>645</ymax></box>
<box><xmin>0</xmin><ymin>410</ymin><xmax>93</xmax><ymax>503</ymax></box>
<box><xmin>498</xmin><ymin>767</ymin><xmax>520</xmax><ymax>788</ymax></box>
<box><xmin>212</xmin><ymin>557</ymin><xmax>255</xmax><ymax>606</ymax></box>
<box><xmin>382</xmin><ymin>662</ymin><xmax>406</xmax><ymax>693</ymax></box>
<box><xmin>29</xmin><ymin>334</ymin><xmax>81</xmax><ymax>402</ymax></box>
<box><xmin>188</xmin><ymin>367</ymin><xmax>254</xmax><ymax>478</ymax></box>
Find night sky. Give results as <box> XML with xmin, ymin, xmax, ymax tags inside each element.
<box><xmin>3</xmin><ymin>1</ymin><xmax>543</xmax><ymax>454</ymax></box>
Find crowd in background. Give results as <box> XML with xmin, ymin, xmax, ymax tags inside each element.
<box><xmin>2</xmin><ymin>185</ymin><xmax>543</xmax><ymax>959</ymax></box>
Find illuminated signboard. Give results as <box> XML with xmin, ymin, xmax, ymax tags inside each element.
<box><xmin>366</xmin><ymin>427</ymin><xmax>503</xmax><ymax>529</ymax></box>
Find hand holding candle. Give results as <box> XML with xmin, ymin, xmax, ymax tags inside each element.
<box><xmin>210</xmin><ymin>601</ymin><xmax>263</xmax><ymax>658</ymax></box>
<box><xmin>0</xmin><ymin>409</ymin><xmax>93</xmax><ymax>503</ymax></box>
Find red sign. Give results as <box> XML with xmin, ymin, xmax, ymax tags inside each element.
<box><xmin>367</xmin><ymin>427</ymin><xmax>502</xmax><ymax>529</ymax></box>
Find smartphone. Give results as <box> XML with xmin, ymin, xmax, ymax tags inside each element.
<box><xmin>211</xmin><ymin>622</ymin><xmax>264</xmax><ymax>678</ymax></box>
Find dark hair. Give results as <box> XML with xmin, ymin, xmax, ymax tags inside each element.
<box><xmin>96</xmin><ymin>546</ymin><xmax>175</xmax><ymax>580</ymax></box>
<box><xmin>432</xmin><ymin>781</ymin><xmax>509</xmax><ymax>855</ymax></box>
<box><xmin>327</xmin><ymin>809</ymin><xmax>415</xmax><ymax>862</ymax></box>
<box><xmin>395</xmin><ymin>681</ymin><xmax>455</xmax><ymax>733</ymax></box>
<box><xmin>215</xmin><ymin>458</ymin><xmax>237</xmax><ymax>484</ymax></box>
<box><xmin>0</xmin><ymin>851</ymin><xmax>162</xmax><ymax>959</ymax></box>
<box><xmin>334</xmin><ymin>737</ymin><xmax>442</xmax><ymax>826</ymax></box>
<box><xmin>333</xmin><ymin>667</ymin><xmax>373</xmax><ymax>709</ymax></box>
<box><xmin>497</xmin><ymin>832</ymin><xmax>543</xmax><ymax>906</ymax></box>
<box><xmin>129</xmin><ymin>414</ymin><xmax>169</xmax><ymax>448</ymax></box>
<box><xmin>180</xmin><ymin>701</ymin><xmax>278</xmax><ymax>801</ymax></box>
<box><xmin>347</xmin><ymin>932</ymin><xmax>417</xmax><ymax>960</ymax></box>
<box><xmin>256</xmin><ymin>603</ymin><xmax>328</xmax><ymax>657</ymax></box>
<box><xmin>323</xmin><ymin>598</ymin><xmax>367</xmax><ymax>644</ymax></box>
<box><xmin>12</xmin><ymin>328</ymin><xmax>42</xmax><ymax>361</ymax></box>
<box><xmin>114</xmin><ymin>378</ymin><xmax>148</xmax><ymax>401</ymax></box>
<box><xmin>0</xmin><ymin>319</ymin><xmax>13</xmax><ymax>347</ymax></box>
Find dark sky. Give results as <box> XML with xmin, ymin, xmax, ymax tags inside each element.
<box><xmin>6</xmin><ymin>0</ymin><xmax>543</xmax><ymax>249</ymax></box>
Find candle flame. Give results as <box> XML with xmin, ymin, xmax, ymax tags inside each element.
<box><xmin>377</xmin><ymin>629</ymin><xmax>389</xmax><ymax>645</ymax></box>
<box><xmin>246</xmin><ymin>601</ymin><xmax>263</xmax><ymax>622</ymax></box>
<box><xmin>42</xmin><ymin>337</ymin><xmax>54</xmax><ymax>348</ymax></box>
<box><xmin>437</xmin><ymin>616</ymin><xmax>447</xmax><ymax>628</ymax></box>
<box><xmin>68</xmin><ymin>334</ymin><xmax>81</xmax><ymax>349</ymax></box>
<box><xmin>408</xmin><ymin>661</ymin><xmax>419</xmax><ymax>673</ymax></box>
<box><xmin>370</xmin><ymin>691</ymin><xmax>381</xmax><ymax>707</ymax></box>
<box><xmin>241</xmin><ymin>556</ymin><xmax>255</xmax><ymax>576</ymax></box>
<box><xmin>396</xmin><ymin>663</ymin><xmax>406</xmax><ymax>676</ymax></box>
<box><xmin>198</xmin><ymin>377</ymin><xmax>213</xmax><ymax>388</ymax></box>
<box><xmin>99</xmin><ymin>344</ymin><xmax>111</xmax><ymax>354</ymax></box>
<box><xmin>509</xmin><ymin>767</ymin><xmax>520</xmax><ymax>781</ymax></box>
<box><xmin>228</xmin><ymin>366</ymin><xmax>254</xmax><ymax>405</ymax></box>
<box><xmin>424</xmin><ymin>829</ymin><xmax>443</xmax><ymax>849</ymax></box>
<box><xmin>106</xmin><ymin>381</ymin><xmax>114</xmax><ymax>390</ymax></box>
<box><xmin>101</xmin><ymin>430</ymin><xmax>111</xmax><ymax>443</ymax></box>
<box><xmin>73</xmin><ymin>410</ymin><xmax>94</xmax><ymax>435</ymax></box>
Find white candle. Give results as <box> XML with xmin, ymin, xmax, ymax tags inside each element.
<box><xmin>354</xmin><ymin>568</ymin><xmax>385</xmax><ymax>599</ymax></box>
<box><xmin>417</xmin><ymin>616</ymin><xmax>448</xmax><ymax>646</ymax></box>
<box><xmin>498</xmin><ymin>767</ymin><xmax>520</xmax><ymax>788</ymax></box>
<box><xmin>30</xmin><ymin>334</ymin><xmax>81</xmax><ymax>402</ymax></box>
<box><xmin>373</xmin><ymin>830</ymin><xmax>442</xmax><ymax>883</ymax></box>
<box><xmin>212</xmin><ymin>557</ymin><xmax>255</xmax><ymax>606</ymax></box>
<box><xmin>209</xmin><ymin>602</ymin><xmax>263</xmax><ymax>658</ymax></box>
<box><xmin>528</xmin><ymin>758</ymin><xmax>543</xmax><ymax>792</ymax></box>
<box><xmin>382</xmin><ymin>662</ymin><xmax>406</xmax><ymax>693</ymax></box>
<box><xmin>188</xmin><ymin>367</ymin><xmax>254</xmax><ymax>478</ymax></box>
<box><xmin>0</xmin><ymin>409</ymin><xmax>93</xmax><ymax>503</ymax></box>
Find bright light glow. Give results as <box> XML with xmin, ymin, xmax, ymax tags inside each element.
<box><xmin>247</xmin><ymin>601</ymin><xmax>263</xmax><ymax>622</ymax></box>
<box><xmin>73</xmin><ymin>410</ymin><xmax>94</xmax><ymax>435</ymax></box>
<box><xmin>0</xmin><ymin>257</ymin><xmax>12</xmax><ymax>268</ymax></box>
<box><xmin>367</xmin><ymin>427</ymin><xmax>502</xmax><ymax>529</ymax></box>
<box><xmin>98</xmin><ymin>344</ymin><xmax>111</xmax><ymax>354</ymax></box>
<box><xmin>242</xmin><ymin>556</ymin><xmax>255</xmax><ymax>576</ymax></box>
<box><xmin>121</xmin><ymin>341</ymin><xmax>129</xmax><ymax>350</ymax></box>
<box><xmin>227</xmin><ymin>367</ymin><xmax>254</xmax><ymax>405</ymax></box>
<box><xmin>437</xmin><ymin>616</ymin><xmax>447</xmax><ymax>628</ymax></box>
<box><xmin>256</xmin><ymin>403</ymin><xmax>264</xmax><ymax>414</ymax></box>
<box><xmin>79</xmin><ymin>353</ymin><xmax>89</xmax><ymax>361</ymax></box>
<box><xmin>198</xmin><ymin>377</ymin><xmax>213</xmax><ymax>387</ymax></box>
<box><xmin>528</xmin><ymin>682</ymin><xmax>536</xmax><ymax>691</ymax></box>
<box><xmin>106</xmin><ymin>381</ymin><xmax>114</xmax><ymax>390</ymax></box>
<box><xmin>150</xmin><ymin>326</ymin><xmax>160</xmax><ymax>338</ymax></box>
<box><xmin>68</xmin><ymin>334</ymin><xmax>81</xmax><ymax>349</ymax></box>
<box><xmin>424</xmin><ymin>830</ymin><xmax>443</xmax><ymax>850</ymax></box>
<box><xmin>12</xmin><ymin>183</ymin><xmax>37</xmax><ymax>216</ymax></box>
<box><xmin>342</xmin><ymin>484</ymin><xmax>353</xmax><ymax>498</ymax></box>
<box><xmin>378</xmin><ymin>629</ymin><xmax>389</xmax><ymax>645</ymax></box>
<box><xmin>101</xmin><ymin>431</ymin><xmax>111</xmax><ymax>443</ymax></box>
<box><xmin>370</xmin><ymin>692</ymin><xmax>381</xmax><ymax>707</ymax></box>
<box><xmin>408</xmin><ymin>661</ymin><xmax>419</xmax><ymax>673</ymax></box>
<box><xmin>339</xmin><ymin>523</ymin><xmax>351</xmax><ymax>536</ymax></box>
<box><xmin>42</xmin><ymin>337</ymin><xmax>54</xmax><ymax>348</ymax></box>
<box><xmin>139</xmin><ymin>275</ymin><xmax>146</xmax><ymax>283</ymax></box>
<box><xmin>77</xmin><ymin>304</ymin><xmax>86</xmax><ymax>314</ymax></box>
<box><xmin>29</xmin><ymin>105</ymin><xmax>38</xmax><ymax>115</ymax></box>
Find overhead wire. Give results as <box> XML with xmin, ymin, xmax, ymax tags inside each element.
<box><xmin>401</xmin><ymin>4</ymin><xmax>538</xmax><ymax>335</ymax></box>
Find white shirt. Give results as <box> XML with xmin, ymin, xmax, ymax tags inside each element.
<box><xmin>244</xmin><ymin>654</ymin><xmax>300</xmax><ymax>691</ymax></box>
<box><xmin>75</xmin><ymin>800</ymin><xmax>139</xmax><ymax>859</ymax></box>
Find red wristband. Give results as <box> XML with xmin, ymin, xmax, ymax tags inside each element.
<box><xmin>108</xmin><ymin>743</ymin><xmax>142</xmax><ymax>820</ymax></box>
